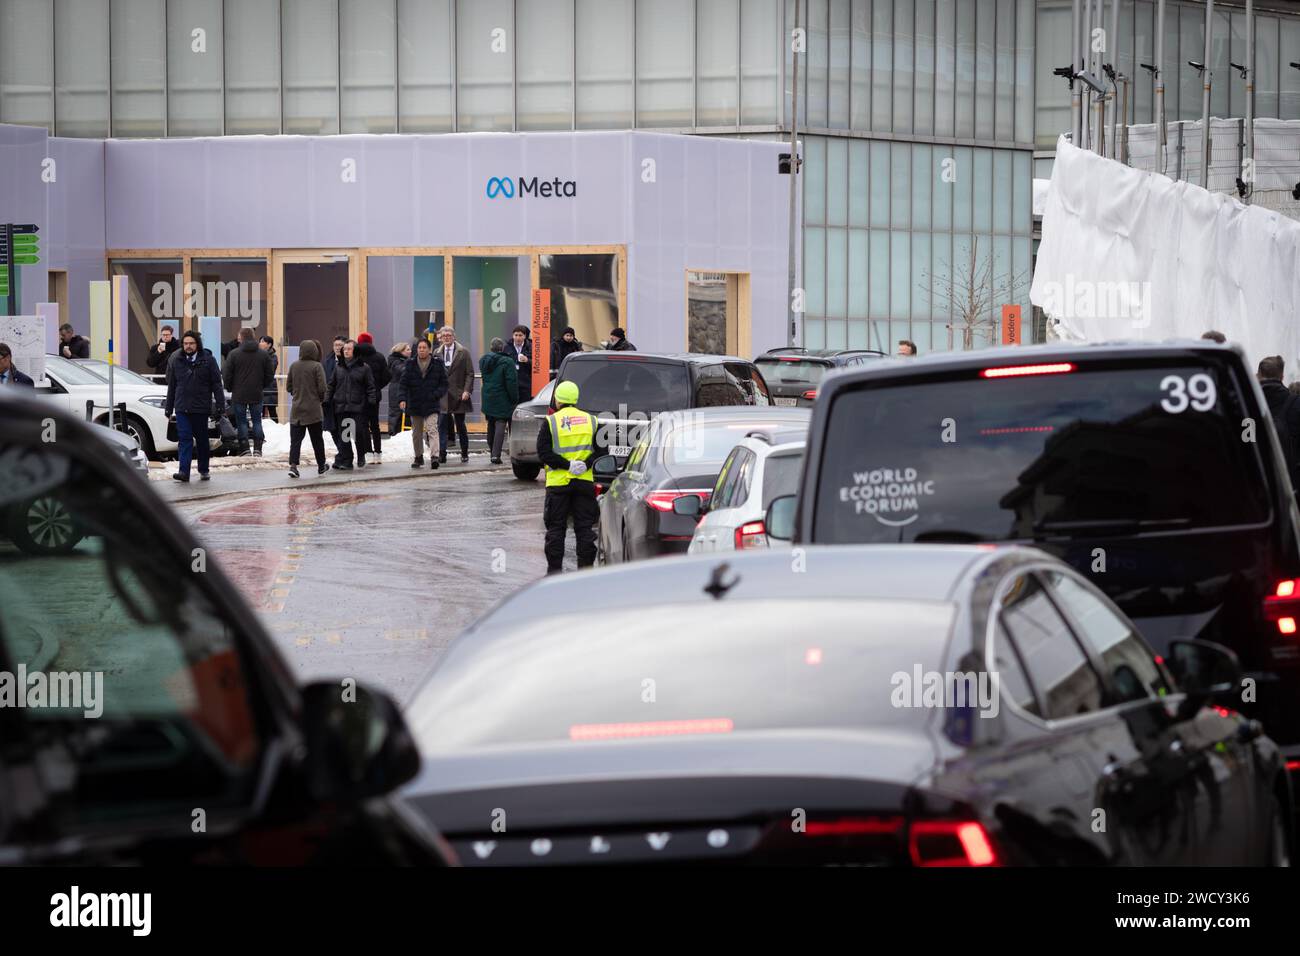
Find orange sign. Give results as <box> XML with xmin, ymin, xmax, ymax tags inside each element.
<box><xmin>1001</xmin><ymin>305</ymin><xmax>1022</xmax><ymax>345</ymax></box>
<box><xmin>532</xmin><ymin>289</ymin><xmax>551</xmax><ymax>395</ymax></box>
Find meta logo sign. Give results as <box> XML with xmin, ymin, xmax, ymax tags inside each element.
<box><xmin>485</xmin><ymin>175</ymin><xmax>577</xmax><ymax>200</ymax></box>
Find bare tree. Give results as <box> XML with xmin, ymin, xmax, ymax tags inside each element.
<box><xmin>921</xmin><ymin>237</ymin><xmax>1032</xmax><ymax>350</ymax></box>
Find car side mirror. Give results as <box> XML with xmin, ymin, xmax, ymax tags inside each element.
<box><xmin>300</xmin><ymin>681</ymin><xmax>421</xmax><ymax>804</ymax></box>
<box><xmin>592</xmin><ymin>454</ymin><xmax>620</xmax><ymax>482</ymax></box>
<box><xmin>765</xmin><ymin>494</ymin><xmax>797</xmax><ymax>541</ymax></box>
<box><xmin>672</xmin><ymin>494</ymin><xmax>702</xmax><ymax>517</ymax></box>
<box><xmin>1167</xmin><ymin>639</ymin><xmax>1242</xmax><ymax>720</ymax></box>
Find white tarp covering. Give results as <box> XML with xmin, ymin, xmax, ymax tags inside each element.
<box><xmin>1030</xmin><ymin>135</ymin><xmax>1300</xmax><ymax>368</ymax></box>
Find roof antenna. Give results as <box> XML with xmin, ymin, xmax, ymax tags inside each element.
<box><xmin>704</xmin><ymin>563</ymin><xmax>739</xmax><ymax>600</ymax></box>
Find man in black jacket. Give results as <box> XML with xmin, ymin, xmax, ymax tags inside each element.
<box><xmin>58</xmin><ymin>323</ymin><xmax>90</xmax><ymax>359</ymax></box>
<box><xmin>606</xmin><ymin>327</ymin><xmax>635</xmax><ymax>351</ymax></box>
<box><xmin>325</xmin><ymin>339</ymin><xmax>377</xmax><ymax>470</ymax></box>
<box><xmin>354</xmin><ymin>332</ymin><xmax>391</xmax><ymax>463</ymax></box>
<box><xmin>146</xmin><ymin>325</ymin><xmax>181</xmax><ymax>376</ymax></box>
<box><xmin>222</xmin><ymin>327</ymin><xmax>274</xmax><ymax>456</ymax></box>
<box><xmin>1259</xmin><ymin>355</ymin><xmax>1300</xmax><ymax>494</ymax></box>
<box><xmin>398</xmin><ymin>337</ymin><xmax>449</xmax><ymax>469</ymax></box>
<box><xmin>165</xmin><ymin>331</ymin><xmax>225</xmax><ymax>482</ymax></box>
<box><xmin>550</xmin><ymin>326</ymin><xmax>582</xmax><ymax>379</ymax></box>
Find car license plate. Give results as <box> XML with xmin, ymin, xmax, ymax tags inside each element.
<box><xmin>611</xmin><ymin>445</ymin><xmax>632</xmax><ymax>457</ymax></box>
<box><xmin>773</xmin><ymin>397</ymin><xmax>798</xmax><ymax>407</ymax></box>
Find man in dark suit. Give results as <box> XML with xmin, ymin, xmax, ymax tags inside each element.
<box><xmin>0</xmin><ymin>343</ymin><xmax>35</xmax><ymax>386</ymax></box>
<box><xmin>435</xmin><ymin>326</ymin><xmax>474</xmax><ymax>464</ymax></box>
<box><xmin>505</xmin><ymin>324</ymin><xmax>533</xmax><ymax>403</ymax></box>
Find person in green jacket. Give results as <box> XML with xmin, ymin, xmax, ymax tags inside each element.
<box><xmin>479</xmin><ymin>337</ymin><xmax>519</xmax><ymax>465</ymax></box>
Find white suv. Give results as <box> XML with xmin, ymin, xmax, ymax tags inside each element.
<box><xmin>687</xmin><ymin>430</ymin><xmax>805</xmax><ymax>553</ymax></box>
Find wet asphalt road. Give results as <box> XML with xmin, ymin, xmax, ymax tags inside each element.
<box><xmin>171</xmin><ymin>468</ymin><xmax>565</xmax><ymax>704</ymax></box>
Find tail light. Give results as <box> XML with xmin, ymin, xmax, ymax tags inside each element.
<box><xmin>735</xmin><ymin>520</ymin><xmax>768</xmax><ymax>549</ymax></box>
<box><xmin>646</xmin><ymin>490</ymin><xmax>711</xmax><ymax>513</ymax></box>
<box><xmin>908</xmin><ymin>820</ymin><xmax>999</xmax><ymax>867</ymax></box>
<box><xmin>1264</xmin><ymin>579</ymin><xmax>1300</xmax><ymax>635</ymax></box>
<box><xmin>804</xmin><ymin>817</ymin><xmax>905</xmax><ymax>837</ymax></box>
<box><xmin>980</xmin><ymin>362</ymin><xmax>1076</xmax><ymax>379</ymax></box>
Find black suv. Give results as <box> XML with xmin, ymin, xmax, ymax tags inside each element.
<box><xmin>506</xmin><ymin>351</ymin><xmax>773</xmax><ymax>480</ymax></box>
<box><xmin>0</xmin><ymin>390</ymin><xmax>453</xmax><ymax>865</ymax></box>
<box><xmin>755</xmin><ymin>347</ymin><xmax>887</xmax><ymax>407</ymax></box>
<box><xmin>771</xmin><ymin>341</ymin><xmax>1300</xmax><ymax>794</ymax></box>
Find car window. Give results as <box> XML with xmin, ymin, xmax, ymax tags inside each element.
<box><xmin>624</xmin><ymin>431</ymin><xmax>652</xmax><ymax>474</ymax></box>
<box><xmin>78</xmin><ymin>362</ymin><xmax>158</xmax><ymax>388</ymax></box>
<box><xmin>711</xmin><ymin>448</ymin><xmax>742</xmax><ymax>508</ymax></box>
<box><xmin>0</xmin><ymin>436</ymin><xmax>265</xmax><ymax>834</ymax></box>
<box><xmin>812</xmin><ymin>359</ymin><xmax>1269</xmax><ymax>543</ymax></box>
<box><xmin>43</xmin><ymin>355</ymin><xmax>108</xmax><ymax>387</ymax></box>
<box><xmin>756</xmin><ymin>357</ymin><xmax>829</xmax><ymax>386</ymax></box>
<box><xmin>728</xmin><ymin>449</ymin><xmax>755</xmax><ymax>508</ymax></box>
<box><xmin>662</xmin><ymin>419</ymin><xmax>793</xmax><ymax>469</ymax></box>
<box><xmin>559</xmin><ymin>358</ymin><xmax>690</xmax><ymax>415</ymax></box>
<box><xmin>998</xmin><ymin>572</ymin><xmax>1103</xmax><ymax>720</ymax></box>
<box><xmin>724</xmin><ymin>363</ymin><xmax>770</xmax><ymax>406</ymax></box>
<box><xmin>761</xmin><ymin>450</ymin><xmax>805</xmax><ymax>508</ymax></box>
<box><xmin>992</xmin><ymin>618</ymin><xmax>1041</xmax><ymax>717</ymax></box>
<box><xmin>695</xmin><ymin>365</ymin><xmax>747</xmax><ymax>407</ymax></box>
<box><xmin>1044</xmin><ymin>570</ymin><xmax>1167</xmax><ymax>704</ymax></box>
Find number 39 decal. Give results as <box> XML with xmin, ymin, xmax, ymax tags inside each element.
<box><xmin>1160</xmin><ymin>373</ymin><xmax>1217</xmax><ymax>414</ymax></box>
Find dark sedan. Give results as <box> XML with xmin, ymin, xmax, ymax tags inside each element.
<box><xmin>596</xmin><ymin>405</ymin><xmax>809</xmax><ymax>563</ymax></box>
<box><xmin>400</xmin><ymin>544</ymin><xmax>1291</xmax><ymax>866</ymax></box>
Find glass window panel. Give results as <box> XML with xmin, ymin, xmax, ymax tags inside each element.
<box><xmin>1211</xmin><ymin>8</ymin><xmax>1230</xmax><ymax>120</ymax></box>
<box><xmin>992</xmin><ymin>149</ymin><xmax>1012</xmax><ymax>233</ymax></box>
<box><xmin>933</xmin><ymin>147</ymin><xmax>953</xmax><ymax>230</ymax></box>
<box><xmin>55</xmin><ymin>0</ymin><xmax>108</xmax><ymax>137</ymax></box>
<box><xmin>910</xmin><ymin>319</ymin><xmax>932</xmax><ymax>353</ymax></box>
<box><xmin>804</xmin><ymin>317</ymin><xmax>826</xmax><ymax>349</ymax></box>
<box><xmin>890</xmin><ymin>231</ymin><xmax>910</xmax><ymax>321</ymax></box>
<box><xmin>912</xmin><ymin>233</ymin><xmax>931</xmax><ymax>321</ymax></box>
<box><xmin>893</xmin><ymin>0</ymin><xmax>914</xmax><ymax>135</ymax></box>
<box><xmin>1013</xmin><ymin>236</ymin><xmax>1032</xmax><ymax>341</ymax></box>
<box><xmin>848</xmin><ymin>228</ymin><xmax>868</xmax><ymax>317</ymax></box>
<box><xmin>824</xmin><ymin>318</ymin><xmax>846</xmax><ymax>349</ymax></box>
<box><xmin>828</xmin><ymin>0</ymin><xmax>850</xmax><ymax>128</ymax></box>
<box><xmin>911</xmin><ymin>144</ymin><xmax>932</xmax><ymax>231</ymax></box>
<box><xmin>1255</xmin><ymin>15</ymin><xmax>1278</xmax><ymax>120</ymax></box>
<box><xmin>850</xmin><ymin>0</ymin><xmax>870</xmax><ymax>129</ymax></box>
<box><xmin>955</xmin><ymin>0</ymin><xmax>975</xmax><ymax>137</ymax></box>
<box><xmin>1033</xmin><ymin>0</ymin><xmax>1069</xmax><ymax>147</ymax></box>
<box><xmin>952</xmin><ymin>146</ymin><xmax>973</xmax><ymax>232</ymax></box>
<box><xmin>806</xmin><ymin>0</ymin><xmax>828</xmax><ymax>128</ymax></box>
<box><xmin>805</xmin><ymin>226</ymin><xmax>826</xmax><ymax>317</ymax></box>
<box><xmin>225</xmin><ymin>0</ymin><xmax>280</xmax><ymax>135</ymax></box>
<box><xmin>398</xmin><ymin>0</ymin><xmax>453</xmax><ymax>132</ymax></box>
<box><xmin>1117</xmin><ymin>0</ymin><xmax>1134</xmax><ymax>124</ymax></box>
<box><xmin>1178</xmin><ymin>5</ymin><xmax>1200</xmax><ymax>122</ymax></box>
<box><xmin>870</xmin><ymin>140</ymin><xmax>890</xmax><ymax>227</ymax></box>
<box><xmin>948</xmin><ymin>233</ymin><xmax>972</xmax><ymax>347</ymax></box>
<box><xmin>577</xmin><ymin>0</ymin><xmax>633</xmax><ymax>128</ymax></box>
<box><xmin>697</xmin><ymin>0</ymin><xmax>738</xmax><ymax>126</ymax></box>
<box><xmin>518</xmin><ymin>0</ymin><xmax>573</xmax><ymax>130</ymax></box>
<box><xmin>827</xmin><ymin>228</ymin><xmax>847</xmax><ymax>319</ymax></box>
<box><xmin>914</xmin><ymin>0</ymin><xmax>935</xmax><ymax>136</ymax></box>
<box><xmin>931</xmin><ymin>231</ymin><xmax>951</xmax><ymax>342</ymax></box>
<box><xmin>167</xmin><ymin>0</ymin><xmax>223</xmax><ymax>137</ymax></box>
<box><xmin>935</xmin><ymin>0</ymin><xmax>956</xmax><ymax>137</ymax></box>
<box><xmin>871</xmin><ymin>0</ymin><xmax>892</xmax><ymax>130</ymax></box>
<box><xmin>847</xmin><ymin>318</ymin><xmax>869</xmax><ymax>348</ymax></box>
<box><xmin>848</xmin><ymin>138</ymin><xmax>869</xmax><ymax>226</ymax></box>
<box><xmin>991</xmin><ymin>234</ymin><xmax>1012</xmax><ymax>347</ymax></box>
<box><xmin>889</xmin><ymin>142</ymin><xmax>910</xmax><ymax>229</ymax></box>
<box><xmin>995</xmin><ymin>0</ymin><xmax>1014</xmax><ymax>141</ymax></box>
<box><xmin>1284</xmin><ymin>20</ymin><xmax>1300</xmax><ymax>120</ymax></box>
<box><xmin>638</xmin><ymin>0</ymin><xmax>694</xmax><ymax>126</ymax></box>
<box><xmin>341</xmin><ymin>0</ymin><xmax>397</xmax><ymax>134</ymax></box>
<box><xmin>826</xmin><ymin>136</ymin><xmax>847</xmax><ymax>226</ymax></box>
<box><xmin>1162</xmin><ymin>0</ymin><xmax>1178</xmax><ymax>120</ymax></box>
<box><xmin>869</xmin><ymin>229</ymin><xmax>889</xmax><ymax>320</ymax></box>
<box><xmin>1227</xmin><ymin>11</ymin><xmax>1244</xmax><ymax>119</ymax></box>
<box><xmin>1012</xmin><ymin>150</ymin><xmax>1031</xmax><ymax>234</ymax></box>
<box><xmin>1</xmin><ymin>0</ymin><xmax>53</xmax><ymax>129</ymax></box>
<box><xmin>1133</xmin><ymin>0</ymin><xmax>1153</xmax><ymax>124</ymax></box>
<box><xmin>974</xmin><ymin>0</ymin><xmax>995</xmax><ymax>139</ymax></box>
<box><xmin>1014</xmin><ymin>0</ymin><xmax>1033</xmax><ymax>141</ymax></box>
<box><xmin>972</xmin><ymin>148</ymin><xmax>992</xmax><ymax>233</ymax></box>
<box><xmin>804</xmin><ymin>135</ymin><xmax>827</xmax><ymax>224</ymax></box>
<box><xmin>740</xmin><ymin>0</ymin><xmax>779</xmax><ymax>124</ymax></box>
<box><xmin>111</xmin><ymin>0</ymin><xmax>166</xmax><ymax>137</ymax></box>
<box><xmin>284</xmin><ymin>0</ymin><xmax>339</xmax><ymax>135</ymax></box>
<box><xmin>458</xmin><ymin>0</ymin><xmax>513</xmax><ymax>131</ymax></box>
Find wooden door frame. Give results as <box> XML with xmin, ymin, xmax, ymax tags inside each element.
<box><xmin>685</xmin><ymin>269</ymin><xmax>752</xmax><ymax>357</ymax></box>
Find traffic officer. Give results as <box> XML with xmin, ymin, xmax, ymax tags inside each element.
<box><xmin>536</xmin><ymin>380</ymin><xmax>608</xmax><ymax>574</ymax></box>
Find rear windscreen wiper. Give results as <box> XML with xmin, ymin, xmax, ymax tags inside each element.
<box><xmin>913</xmin><ymin>529</ymin><xmax>987</xmax><ymax>544</ymax></box>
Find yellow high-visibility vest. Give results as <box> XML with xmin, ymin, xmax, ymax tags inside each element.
<box><xmin>545</xmin><ymin>408</ymin><xmax>597</xmax><ymax>487</ymax></box>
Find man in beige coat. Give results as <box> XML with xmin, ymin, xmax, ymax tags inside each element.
<box><xmin>436</xmin><ymin>326</ymin><xmax>474</xmax><ymax>464</ymax></box>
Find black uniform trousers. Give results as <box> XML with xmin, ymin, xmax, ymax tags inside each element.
<box><xmin>543</xmin><ymin>482</ymin><xmax>599</xmax><ymax>573</ymax></box>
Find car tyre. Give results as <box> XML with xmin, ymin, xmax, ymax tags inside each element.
<box><xmin>122</xmin><ymin>415</ymin><xmax>157</xmax><ymax>460</ymax></box>
<box><xmin>512</xmin><ymin>461</ymin><xmax>541</xmax><ymax>482</ymax></box>
<box><xmin>7</xmin><ymin>495</ymin><xmax>84</xmax><ymax>556</ymax></box>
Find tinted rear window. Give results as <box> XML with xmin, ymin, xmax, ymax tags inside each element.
<box><xmin>559</xmin><ymin>358</ymin><xmax>690</xmax><ymax>415</ymax></box>
<box><xmin>409</xmin><ymin>600</ymin><xmax>955</xmax><ymax>751</ymax></box>
<box><xmin>663</xmin><ymin>419</ymin><xmax>802</xmax><ymax>468</ymax></box>
<box><xmin>813</xmin><ymin>361</ymin><xmax>1269</xmax><ymax>543</ymax></box>
<box><xmin>757</xmin><ymin>358</ymin><xmax>830</xmax><ymax>386</ymax></box>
